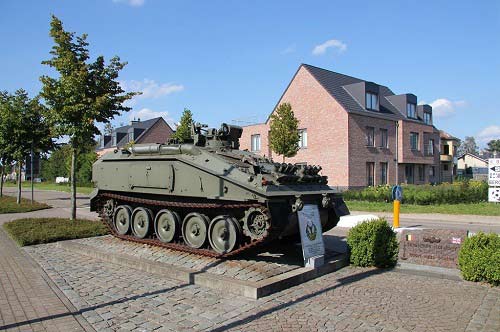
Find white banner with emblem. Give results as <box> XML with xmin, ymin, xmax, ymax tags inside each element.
<box><xmin>298</xmin><ymin>204</ymin><xmax>325</xmax><ymax>267</ymax></box>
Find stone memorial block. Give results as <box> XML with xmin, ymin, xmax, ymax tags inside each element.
<box><xmin>399</xmin><ymin>229</ymin><xmax>467</xmax><ymax>268</ymax></box>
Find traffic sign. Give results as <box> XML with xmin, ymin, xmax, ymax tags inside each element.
<box><xmin>392</xmin><ymin>185</ymin><xmax>403</xmax><ymax>201</ymax></box>
<box><xmin>489</xmin><ymin>188</ymin><xmax>500</xmax><ymax>203</ymax></box>
<box><xmin>488</xmin><ymin>158</ymin><xmax>500</xmax><ymax>186</ymax></box>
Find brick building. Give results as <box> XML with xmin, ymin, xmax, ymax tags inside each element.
<box><xmin>240</xmin><ymin>64</ymin><xmax>444</xmax><ymax>190</ymax></box>
<box><xmin>96</xmin><ymin>117</ymin><xmax>174</xmax><ymax>156</ymax></box>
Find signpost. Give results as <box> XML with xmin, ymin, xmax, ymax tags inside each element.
<box><xmin>489</xmin><ymin>159</ymin><xmax>500</xmax><ymax>203</ymax></box>
<box><xmin>298</xmin><ymin>204</ymin><xmax>325</xmax><ymax>268</ymax></box>
<box><xmin>391</xmin><ymin>185</ymin><xmax>403</xmax><ymax>228</ymax></box>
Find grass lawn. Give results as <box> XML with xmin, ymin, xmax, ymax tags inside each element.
<box><xmin>346</xmin><ymin>200</ymin><xmax>500</xmax><ymax>216</ymax></box>
<box><xmin>0</xmin><ymin>196</ymin><xmax>50</xmax><ymax>214</ymax></box>
<box><xmin>3</xmin><ymin>218</ymin><xmax>109</xmax><ymax>246</ymax></box>
<box><xmin>4</xmin><ymin>182</ymin><xmax>94</xmax><ymax>195</ymax></box>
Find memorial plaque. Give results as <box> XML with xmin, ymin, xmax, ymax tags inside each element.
<box><xmin>399</xmin><ymin>229</ymin><xmax>467</xmax><ymax>268</ymax></box>
<box><xmin>298</xmin><ymin>204</ymin><xmax>325</xmax><ymax>267</ymax></box>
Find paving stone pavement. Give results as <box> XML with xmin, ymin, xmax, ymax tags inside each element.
<box><xmin>0</xmin><ymin>228</ymin><xmax>92</xmax><ymax>332</ymax></box>
<box><xmin>24</xmin><ymin>241</ymin><xmax>499</xmax><ymax>332</ymax></box>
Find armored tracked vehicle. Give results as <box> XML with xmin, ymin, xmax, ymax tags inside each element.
<box><xmin>90</xmin><ymin>123</ymin><xmax>349</xmax><ymax>256</ymax></box>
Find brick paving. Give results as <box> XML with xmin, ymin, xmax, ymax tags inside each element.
<box><xmin>24</xmin><ymin>241</ymin><xmax>499</xmax><ymax>332</ymax></box>
<box><xmin>0</xmin><ymin>228</ymin><xmax>90</xmax><ymax>332</ymax></box>
<box><xmin>74</xmin><ymin>235</ymin><xmax>302</xmax><ymax>282</ymax></box>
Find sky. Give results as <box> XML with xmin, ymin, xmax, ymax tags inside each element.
<box><xmin>1</xmin><ymin>0</ymin><xmax>499</xmax><ymax>147</ymax></box>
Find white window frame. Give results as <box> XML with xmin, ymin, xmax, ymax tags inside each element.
<box><xmin>298</xmin><ymin>129</ymin><xmax>308</xmax><ymax>149</ymax></box>
<box><xmin>410</xmin><ymin>132</ymin><xmax>419</xmax><ymax>151</ymax></box>
<box><xmin>380</xmin><ymin>129</ymin><xmax>388</xmax><ymax>148</ymax></box>
<box><xmin>366</xmin><ymin>127</ymin><xmax>375</xmax><ymax>146</ymax></box>
<box><xmin>251</xmin><ymin>134</ymin><xmax>261</xmax><ymax>152</ymax></box>
<box><xmin>380</xmin><ymin>162</ymin><xmax>388</xmax><ymax>185</ymax></box>
<box><xmin>365</xmin><ymin>92</ymin><xmax>379</xmax><ymax>111</ymax></box>
<box><xmin>407</xmin><ymin>103</ymin><xmax>416</xmax><ymax>119</ymax></box>
<box><xmin>424</xmin><ymin>112</ymin><xmax>432</xmax><ymax>124</ymax></box>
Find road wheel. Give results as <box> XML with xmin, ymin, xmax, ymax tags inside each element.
<box><xmin>182</xmin><ymin>213</ymin><xmax>209</xmax><ymax>248</ymax></box>
<box><xmin>114</xmin><ymin>205</ymin><xmax>132</xmax><ymax>235</ymax></box>
<box><xmin>131</xmin><ymin>207</ymin><xmax>152</xmax><ymax>239</ymax></box>
<box><xmin>208</xmin><ymin>216</ymin><xmax>240</xmax><ymax>254</ymax></box>
<box><xmin>155</xmin><ymin>209</ymin><xmax>180</xmax><ymax>243</ymax></box>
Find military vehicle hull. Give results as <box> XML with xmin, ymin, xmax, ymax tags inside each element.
<box><xmin>90</xmin><ymin>124</ymin><xmax>349</xmax><ymax>256</ymax></box>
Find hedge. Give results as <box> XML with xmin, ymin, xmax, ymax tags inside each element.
<box><xmin>458</xmin><ymin>233</ymin><xmax>500</xmax><ymax>286</ymax></box>
<box><xmin>343</xmin><ymin>180</ymin><xmax>488</xmax><ymax>205</ymax></box>
<box><xmin>347</xmin><ymin>218</ymin><xmax>399</xmax><ymax>268</ymax></box>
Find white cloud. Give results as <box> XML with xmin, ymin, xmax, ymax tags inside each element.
<box><xmin>281</xmin><ymin>44</ymin><xmax>296</xmax><ymax>55</ymax></box>
<box><xmin>128</xmin><ymin>108</ymin><xmax>176</xmax><ymax>127</ymax></box>
<box><xmin>312</xmin><ymin>39</ymin><xmax>347</xmax><ymax>56</ymax></box>
<box><xmin>429</xmin><ymin>98</ymin><xmax>466</xmax><ymax>118</ymax></box>
<box><xmin>113</xmin><ymin>0</ymin><xmax>145</xmax><ymax>7</ymax></box>
<box><xmin>477</xmin><ymin>125</ymin><xmax>500</xmax><ymax>144</ymax></box>
<box><xmin>121</xmin><ymin>79</ymin><xmax>184</xmax><ymax>100</ymax></box>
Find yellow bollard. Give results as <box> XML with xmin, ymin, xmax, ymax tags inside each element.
<box><xmin>393</xmin><ymin>199</ymin><xmax>400</xmax><ymax>228</ymax></box>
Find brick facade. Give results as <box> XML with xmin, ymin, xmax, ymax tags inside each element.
<box><xmin>240</xmin><ymin>64</ymin><xmax>446</xmax><ymax>190</ymax></box>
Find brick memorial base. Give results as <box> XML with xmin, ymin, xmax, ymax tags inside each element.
<box><xmin>398</xmin><ymin>229</ymin><xmax>468</xmax><ymax>268</ymax></box>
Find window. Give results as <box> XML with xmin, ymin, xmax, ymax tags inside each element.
<box><xmin>443</xmin><ymin>144</ymin><xmax>450</xmax><ymax>155</ymax></box>
<box><xmin>366</xmin><ymin>162</ymin><xmax>375</xmax><ymax>186</ymax></box>
<box><xmin>424</xmin><ymin>112</ymin><xmax>432</xmax><ymax>125</ymax></box>
<box><xmin>380</xmin><ymin>129</ymin><xmax>388</xmax><ymax>148</ymax></box>
<box><xmin>429</xmin><ymin>166</ymin><xmax>435</xmax><ymax>177</ymax></box>
<box><xmin>410</xmin><ymin>132</ymin><xmax>419</xmax><ymax>150</ymax></box>
<box><xmin>407</xmin><ymin>103</ymin><xmax>416</xmax><ymax>118</ymax></box>
<box><xmin>380</xmin><ymin>162</ymin><xmax>388</xmax><ymax>185</ymax></box>
<box><xmin>251</xmin><ymin>134</ymin><xmax>261</xmax><ymax>152</ymax></box>
<box><xmin>418</xmin><ymin>165</ymin><xmax>425</xmax><ymax>181</ymax></box>
<box><xmin>366</xmin><ymin>127</ymin><xmax>375</xmax><ymax>146</ymax></box>
<box><xmin>443</xmin><ymin>164</ymin><xmax>449</xmax><ymax>171</ymax></box>
<box><xmin>405</xmin><ymin>165</ymin><xmax>414</xmax><ymax>184</ymax></box>
<box><xmin>298</xmin><ymin>129</ymin><xmax>308</xmax><ymax>149</ymax></box>
<box><xmin>365</xmin><ymin>92</ymin><xmax>379</xmax><ymax>111</ymax></box>
<box><xmin>427</xmin><ymin>139</ymin><xmax>434</xmax><ymax>155</ymax></box>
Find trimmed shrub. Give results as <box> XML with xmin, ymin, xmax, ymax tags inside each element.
<box><xmin>458</xmin><ymin>233</ymin><xmax>500</xmax><ymax>286</ymax></box>
<box><xmin>343</xmin><ymin>180</ymin><xmax>488</xmax><ymax>205</ymax></box>
<box><xmin>347</xmin><ymin>218</ymin><xmax>399</xmax><ymax>268</ymax></box>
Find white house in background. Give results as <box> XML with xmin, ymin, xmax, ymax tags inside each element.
<box><xmin>457</xmin><ymin>152</ymin><xmax>489</xmax><ymax>179</ymax></box>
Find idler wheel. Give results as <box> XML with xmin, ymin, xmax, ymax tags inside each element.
<box><xmin>131</xmin><ymin>207</ymin><xmax>152</xmax><ymax>239</ymax></box>
<box><xmin>243</xmin><ymin>208</ymin><xmax>270</xmax><ymax>240</ymax></box>
<box><xmin>155</xmin><ymin>209</ymin><xmax>180</xmax><ymax>243</ymax></box>
<box><xmin>182</xmin><ymin>213</ymin><xmax>209</xmax><ymax>248</ymax></box>
<box><xmin>113</xmin><ymin>205</ymin><xmax>132</xmax><ymax>235</ymax></box>
<box><xmin>208</xmin><ymin>216</ymin><xmax>240</xmax><ymax>254</ymax></box>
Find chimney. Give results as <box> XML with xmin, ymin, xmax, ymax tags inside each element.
<box><xmin>130</xmin><ymin>117</ymin><xmax>140</xmax><ymax>126</ymax></box>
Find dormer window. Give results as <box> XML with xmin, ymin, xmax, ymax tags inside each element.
<box><xmin>407</xmin><ymin>103</ymin><xmax>416</xmax><ymax>118</ymax></box>
<box><xmin>365</xmin><ymin>92</ymin><xmax>379</xmax><ymax>111</ymax></box>
<box><xmin>424</xmin><ymin>112</ymin><xmax>432</xmax><ymax>125</ymax></box>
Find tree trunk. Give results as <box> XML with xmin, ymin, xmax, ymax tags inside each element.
<box><xmin>0</xmin><ymin>165</ymin><xmax>4</xmax><ymax>198</ymax></box>
<box><xmin>282</xmin><ymin>155</ymin><xmax>285</xmax><ymax>163</ymax></box>
<box><xmin>70</xmin><ymin>147</ymin><xmax>77</xmax><ymax>220</ymax></box>
<box><xmin>17</xmin><ymin>162</ymin><xmax>22</xmax><ymax>204</ymax></box>
<box><xmin>31</xmin><ymin>145</ymin><xmax>34</xmax><ymax>204</ymax></box>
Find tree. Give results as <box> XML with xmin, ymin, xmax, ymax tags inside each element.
<box><xmin>40</xmin><ymin>16</ymin><xmax>138</xmax><ymax>220</ymax></box>
<box><xmin>172</xmin><ymin>108</ymin><xmax>193</xmax><ymax>142</ymax></box>
<box><xmin>0</xmin><ymin>90</ymin><xmax>53</xmax><ymax>203</ymax></box>
<box><xmin>0</xmin><ymin>91</ymin><xmax>14</xmax><ymax>197</ymax></box>
<box><xmin>103</xmin><ymin>122</ymin><xmax>114</xmax><ymax>135</ymax></box>
<box><xmin>486</xmin><ymin>139</ymin><xmax>500</xmax><ymax>157</ymax></box>
<box><xmin>457</xmin><ymin>136</ymin><xmax>479</xmax><ymax>156</ymax></box>
<box><xmin>268</xmin><ymin>102</ymin><xmax>300</xmax><ymax>162</ymax></box>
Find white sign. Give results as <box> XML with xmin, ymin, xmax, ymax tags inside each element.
<box><xmin>488</xmin><ymin>158</ymin><xmax>500</xmax><ymax>186</ymax></box>
<box><xmin>489</xmin><ymin>188</ymin><xmax>500</xmax><ymax>203</ymax></box>
<box><xmin>297</xmin><ymin>204</ymin><xmax>325</xmax><ymax>267</ymax></box>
